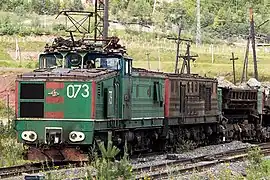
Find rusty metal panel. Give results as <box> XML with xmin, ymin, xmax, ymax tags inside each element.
<box><xmin>221</xmin><ymin>88</ymin><xmax>258</xmax><ymax>110</ymax></box>
<box><xmin>168</xmin><ymin>75</ymin><xmax>219</xmax><ymax>120</ymax></box>
<box><xmin>205</xmin><ymin>87</ymin><xmax>212</xmax><ymax>111</ymax></box>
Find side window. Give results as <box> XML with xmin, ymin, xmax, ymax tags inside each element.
<box><xmin>125</xmin><ymin>61</ymin><xmax>129</xmax><ymax>74</ymax></box>
<box><xmin>153</xmin><ymin>81</ymin><xmax>163</xmax><ymax>107</ymax></box>
<box><xmin>42</xmin><ymin>57</ymin><xmax>46</xmax><ymax>68</ymax></box>
<box><xmin>125</xmin><ymin>59</ymin><xmax>132</xmax><ymax>75</ymax></box>
<box><xmin>153</xmin><ymin>82</ymin><xmax>159</xmax><ymax>102</ymax></box>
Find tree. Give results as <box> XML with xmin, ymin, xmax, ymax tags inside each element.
<box><xmin>127</xmin><ymin>0</ymin><xmax>152</xmax><ymax>23</ymax></box>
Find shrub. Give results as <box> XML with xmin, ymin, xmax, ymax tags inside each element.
<box><xmin>89</xmin><ymin>131</ymin><xmax>133</xmax><ymax>180</ymax></box>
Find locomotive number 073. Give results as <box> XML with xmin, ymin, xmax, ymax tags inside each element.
<box><xmin>66</xmin><ymin>84</ymin><xmax>90</xmax><ymax>98</ymax></box>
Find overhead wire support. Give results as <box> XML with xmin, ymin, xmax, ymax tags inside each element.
<box><xmin>56</xmin><ymin>0</ymin><xmax>109</xmax><ymax>43</ymax></box>
<box><xmin>241</xmin><ymin>36</ymin><xmax>250</xmax><ymax>83</ymax></box>
<box><xmin>103</xmin><ymin>0</ymin><xmax>109</xmax><ymax>40</ymax></box>
<box><xmin>250</xmin><ymin>8</ymin><xmax>258</xmax><ymax>80</ymax></box>
<box><xmin>241</xmin><ymin>8</ymin><xmax>259</xmax><ymax>83</ymax></box>
<box><xmin>56</xmin><ymin>11</ymin><xmax>94</xmax><ymax>34</ymax></box>
<box><xmin>167</xmin><ymin>27</ymin><xmax>197</xmax><ymax>74</ymax></box>
<box><xmin>179</xmin><ymin>42</ymin><xmax>198</xmax><ymax>74</ymax></box>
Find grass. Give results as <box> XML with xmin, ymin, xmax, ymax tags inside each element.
<box><xmin>0</xmin><ymin>101</ymin><xmax>27</xmax><ymax>167</ymax></box>
<box><xmin>0</xmin><ymin>10</ymin><xmax>269</xmax><ymax>83</ymax></box>
<box><xmin>128</xmin><ymin>41</ymin><xmax>270</xmax><ymax>82</ymax></box>
<box><xmin>0</xmin><ymin>35</ymin><xmax>269</xmax><ymax>83</ymax></box>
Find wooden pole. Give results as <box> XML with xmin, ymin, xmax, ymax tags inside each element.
<box><xmin>249</xmin><ymin>8</ymin><xmax>258</xmax><ymax>80</ymax></box>
<box><xmin>175</xmin><ymin>24</ymin><xmax>182</xmax><ymax>73</ymax></box>
<box><xmin>230</xmin><ymin>52</ymin><xmax>238</xmax><ymax>84</ymax></box>
<box><xmin>241</xmin><ymin>37</ymin><xmax>250</xmax><ymax>83</ymax></box>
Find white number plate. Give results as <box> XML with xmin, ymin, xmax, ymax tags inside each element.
<box><xmin>67</xmin><ymin>84</ymin><xmax>90</xmax><ymax>98</ymax></box>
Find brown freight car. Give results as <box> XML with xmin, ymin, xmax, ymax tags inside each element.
<box><xmin>164</xmin><ymin>73</ymin><xmax>220</xmax><ymax>144</ymax></box>
<box><xmin>166</xmin><ymin>73</ymin><xmax>219</xmax><ymax>124</ymax></box>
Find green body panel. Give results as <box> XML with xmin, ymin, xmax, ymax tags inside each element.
<box><xmin>131</xmin><ymin>76</ymin><xmax>164</xmax><ymax>118</ymax></box>
<box><xmin>18</xmin><ymin>81</ymin><xmax>92</xmax><ymax>119</ymax></box>
<box><xmin>217</xmin><ymin>88</ymin><xmax>222</xmax><ymax>114</ymax></box>
<box><xmin>15</xmin><ymin>120</ymin><xmax>94</xmax><ymax>144</ymax></box>
<box><xmin>45</xmin><ymin>82</ymin><xmax>92</xmax><ymax>119</ymax></box>
<box><xmin>121</xmin><ymin>76</ymin><xmax>132</xmax><ymax>119</ymax></box>
<box><xmin>95</xmin><ymin>76</ymin><xmax>120</xmax><ymax>119</ymax></box>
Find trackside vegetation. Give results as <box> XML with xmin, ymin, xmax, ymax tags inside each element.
<box><xmin>1</xmin><ymin>107</ymin><xmax>270</xmax><ymax>179</ymax></box>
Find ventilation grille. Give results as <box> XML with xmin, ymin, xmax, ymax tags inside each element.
<box><xmin>97</xmin><ymin>82</ymin><xmax>103</xmax><ymax>98</ymax></box>
<box><xmin>20</xmin><ymin>102</ymin><xmax>44</xmax><ymax>118</ymax></box>
<box><xmin>20</xmin><ymin>84</ymin><xmax>44</xmax><ymax>99</ymax></box>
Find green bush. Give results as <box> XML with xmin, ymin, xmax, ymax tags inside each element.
<box><xmin>90</xmin><ymin>131</ymin><xmax>133</xmax><ymax>180</ymax></box>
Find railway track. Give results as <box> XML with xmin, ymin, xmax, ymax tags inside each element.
<box><xmin>0</xmin><ymin>160</ymin><xmax>87</xmax><ymax>179</ymax></box>
<box><xmin>2</xmin><ymin>143</ymin><xmax>270</xmax><ymax>179</ymax></box>
<box><xmin>133</xmin><ymin>143</ymin><xmax>270</xmax><ymax>179</ymax></box>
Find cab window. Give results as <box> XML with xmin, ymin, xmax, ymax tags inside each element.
<box><xmin>125</xmin><ymin>59</ymin><xmax>131</xmax><ymax>75</ymax></box>
<box><xmin>39</xmin><ymin>53</ymin><xmax>63</xmax><ymax>68</ymax></box>
<box><xmin>93</xmin><ymin>57</ymin><xmax>120</xmax><ymax>70</ymax></box>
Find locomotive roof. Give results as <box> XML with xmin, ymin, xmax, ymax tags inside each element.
<box><xmin>132</xmin><ymin>67</ymin><xmax>217</xmax><ymax>82</ymax></box>
<box><xmin>16</xmin><ymin>68</ymin><xmax>118</xmax><ymax>82</ymax></box>
<box><xmin>43</xmin><ymin>36</ymin><xmax>127</xmax><ymax>56</ymax></box>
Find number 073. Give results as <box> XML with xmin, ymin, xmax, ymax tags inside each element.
<box><xmin>66</xmin><ymin>84</ymin><xmax>90</xmax><ymax>98</ymax></box>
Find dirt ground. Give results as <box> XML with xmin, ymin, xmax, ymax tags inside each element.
<box><xmin>0</xmin><ymin>68</ymin><xmax>31</xmax><ymax>108</ymax></box>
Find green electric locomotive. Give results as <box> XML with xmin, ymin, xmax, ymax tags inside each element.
<box><xmin>14</xmin><ymin>36</ymin><xmax>162</xmax><ymax>160</ymax></box>
<box><xmin>14</xmin><ymin>33</ymin><xmax>224</xmax><ymax>161</ymax></box>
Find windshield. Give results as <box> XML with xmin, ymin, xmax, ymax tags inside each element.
<box><xmin>39</xmin><ymin>53</ymin><xmax>63</xmax><ymax>69</ymax></box>
<box><xmin>39</xmin><ymin>52</ymin><xmax>121</xmax><ymax>70</ymax></box>
<box><xmin>96</xmin><ymin>58</ymin><xmax>120</xmax><ymax>70</ymax></box>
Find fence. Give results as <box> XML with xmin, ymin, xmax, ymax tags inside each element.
<box><xmin>0</xmin><ymin>35</ymin><xmax>269</xmax><ymax>65</ymax></box>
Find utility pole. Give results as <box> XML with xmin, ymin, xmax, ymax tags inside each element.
<box><xmin>168</xmin><ymin>24</ymin><xmax>197</xmax><ymax>74</ymax></box>
<box><xmin>241</xmin><ymin>8</ymin><xmax>259</xmax><ymax>83</ymax></box>
<box><xmin>179</xmin><ymin>42</ymin><xmax>198</xmax><ymax>74</ymax></box>
<box><xmin>175</xmin><ymin>24</ymin><xmax>182</xmax><ymax>73</ymax></box>
<box><xmin>103</xmin><ymin>0</ymin><xmax>109</xmax><ymax>39</ymax></box>
<box><xmin>250</xmin><ymin>8</ymin><xmax>258</xmax><ymax>80</ymax></box>
<box><xmin>241</xmin><ymin>37</ymin><xmax>250</xmax><ymax>83</ymax></box>
<box><xmin>196</xmin><ymin>0</ymin><xmax>201</xmax><ymax>46</ymax></box>
<box><xmin>230</xmin><ymin>52</ymin><xmax>238</xmax><ymax>85</ymax></box>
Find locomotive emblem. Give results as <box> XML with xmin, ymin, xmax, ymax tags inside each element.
<box><xmin>48</xmin><ymin>89</ymin><xmax>60</xmax><ymax>97</ymax></box>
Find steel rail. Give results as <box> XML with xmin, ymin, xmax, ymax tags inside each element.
<box><xmin>3</xmin><ymin>143</ymin><xmax>270</xmax><ymax>179</ymax></box>
<box><xmin>133</xmin><ymin>143</ymin><xmax>270</xmax><ymax>179</ymax></box>
<box><xmin>0</xmin><ymin>160</ymin><xmax>87</xmax><ymax>179</ymax></box>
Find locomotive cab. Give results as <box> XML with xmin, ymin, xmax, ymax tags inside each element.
<box><xmin>15</xmin><ymin>48</ymin><xmax>133</xmax><ymax>160</ymax></box>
